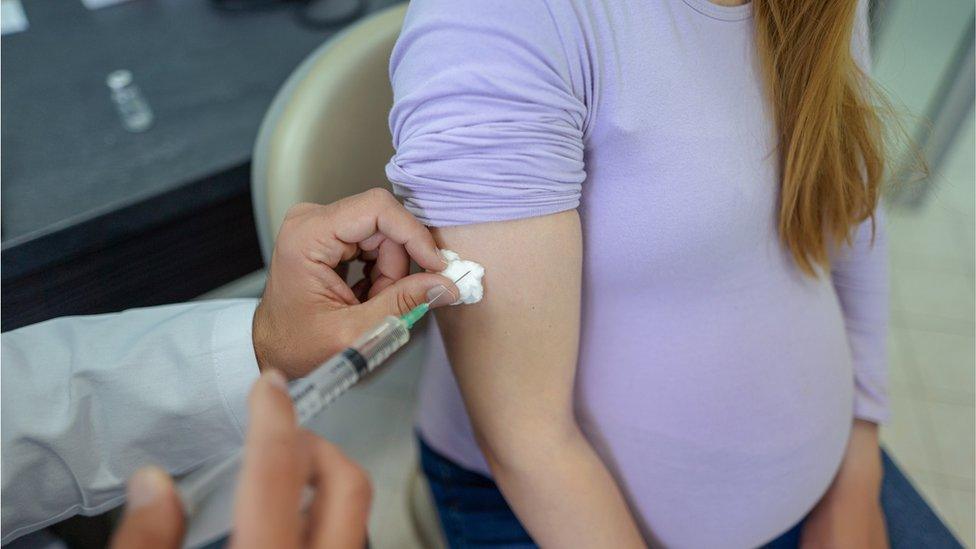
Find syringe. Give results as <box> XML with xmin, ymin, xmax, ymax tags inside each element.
<box><xmin>176</xmin><ymin>279</ymin><xmax>464</xmax><ymax>517</ymax></box>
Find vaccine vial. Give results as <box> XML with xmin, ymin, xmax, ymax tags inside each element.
<box><xmin>106</xmin><ymin>70</ymin><xmax>154</xmax><ymax>133</ymax></box>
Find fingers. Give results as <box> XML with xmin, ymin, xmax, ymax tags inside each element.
<box><xmin>353</xmin><ymin>272</ymin><xmax>458</xmax><ymax>329</ymax></box>
<box><xmin>231</xmin><ymin>372</ymin><xmax>372</xmax><ymax>549</ymax></box>
<box><xmin>351</xmin><ymin>277</ymin><xmax>371</xmax><ymax>303</ymax></box>
<box><xmin>356</xmin><ymin>235</ymin><xmax>417</xmax><ymax>300</ymax></box>
<box><xmin>280</xmin><ymin>190</ymin><xmax>445</xmax><ymax>308</ymax></box>
<box><xmin>312</xmin><ymin>266</ymin><xmax>361</xmax><ymax>306</ymax></box>
<box><xmin>231</xmin><ymin>371</ymin><xmax>307</xmax><ymax>549</ymax></box>
<box><xmin>368</xmin><ymin>237</ymin><xmax>410</xmax><ymax>298</ymax></box>
<box><xmin>328</xmin><ymin>189</ymin><xmax>446</xmax><ymax>272</ymax></box>
<box><xmin>111</xmin><ymin>467</ymin><xmax>185</xmax><ymax>549</ymax></box>
<box><xmin>303</xmin><ymin>433</ymin><xmax>372</xmax><ymax>549</ymax></box>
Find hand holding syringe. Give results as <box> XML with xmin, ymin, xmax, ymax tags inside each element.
<box><xmin>109</xmin><ymin>187</ymin><xmax>486</xmax><ymax>546</ymax></box>
<box><xmin>177</xmin><ymin>277</ymin><xmax>470</xmax><ymax>516</ymax></box>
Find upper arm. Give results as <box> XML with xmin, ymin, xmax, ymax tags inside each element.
<box><xmin>384</xmin><ymin>0</ymin><xmax>589</xmax><ymax>457</ymax></box>
<box><xmin>431</xmin><ymin>212</ymin><xmax>582</xmax><ymax>462</ymax></box>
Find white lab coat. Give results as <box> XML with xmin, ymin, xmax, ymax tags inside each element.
<box><xmin>0</xmin><ymin>299</ymin><xmax>261</xmax><ymax>544</ymax></box>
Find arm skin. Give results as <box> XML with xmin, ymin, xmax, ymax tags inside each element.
<box><xmin>431</xmin><ymin>211</ymin><xmax>645</xmax><ymax>548</ymax></box>
<box><xmin>801</xmin><ymin>420</ymin><xmax>888</xmax><ymax>548</ymax></box>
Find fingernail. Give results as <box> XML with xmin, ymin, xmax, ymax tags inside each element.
<box><xmin>127</xmin><ymin>467</ymin><xmax>166</xmax><ymax>510</ymax></box>
<box><xmin>425</xmin><ymin>285</ymin><xmax>457</xmax><ymax>308</ymax></box>
<box><xmin>264</xmin><ymin>370</ymin><xmax>289</xmax><ymax>393</ymax></box>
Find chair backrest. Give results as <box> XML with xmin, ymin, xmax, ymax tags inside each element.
<box><xmin>251</xmin><ymin>9</ymin><xmax>448</xmax><ymax>547</ymax></box>
<box><xmin>252</xmin><ymin>3</ymin><xmax>408</xmax><ymax>262</ymax></box>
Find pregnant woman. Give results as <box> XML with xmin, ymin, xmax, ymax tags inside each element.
<box><xmin>386</xmin><ymin>0</ymin><xmax>890</xmax><ymax>546</ymax></box>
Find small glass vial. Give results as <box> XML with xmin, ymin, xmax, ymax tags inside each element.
<box><xmin>106</xmin><ymin>70</ymin><xmax>154</xmax><ymax>133</ymax></box>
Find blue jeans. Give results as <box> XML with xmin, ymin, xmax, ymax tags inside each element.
<box><xmin>419</xmin><ymin>436</ymin><xmax>962</xmax><ymax>548</ymax></box>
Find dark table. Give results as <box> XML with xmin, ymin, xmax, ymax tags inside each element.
<box><xmin>2</xmin><ymin>0</ymin><xmax>391</xmax><ymax>331</ymax></box>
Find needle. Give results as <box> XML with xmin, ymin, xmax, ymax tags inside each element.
<box><xmin>425</xmin><ymin>270</ymin><xmax>472</xmax><ymax>306</ymax></box>
<box><xmin>452</xmin><ymin>269</ymin><xmax>473</xmax><ymax>285</ymax></box>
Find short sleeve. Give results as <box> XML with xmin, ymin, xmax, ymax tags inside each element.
<box><xmin>385</xmin><ymin>0</ymin><xmax>587</xmax><ymax>227</ymax></box>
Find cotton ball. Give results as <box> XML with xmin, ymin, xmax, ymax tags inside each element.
<box><xmin>438</xmin><ymin>249</ymin><xmax>485</xmax><ymax>305</ymax></box>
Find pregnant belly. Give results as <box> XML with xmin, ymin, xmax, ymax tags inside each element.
<box><xmin>575</xmin><ymin>285</ymin><xmax>854</xmax><ymax>548</ymax></box>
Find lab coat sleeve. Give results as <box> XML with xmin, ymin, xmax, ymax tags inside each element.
<box><xmin>0</xmin><ymin>299</ymin><xmax>261</xmax><ymax>544</ymax></box>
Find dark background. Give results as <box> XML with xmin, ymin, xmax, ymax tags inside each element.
<box><xmin>1</xmin><ymin>0</ymin><xmax>393</xmax><ymax>330</ymax></box>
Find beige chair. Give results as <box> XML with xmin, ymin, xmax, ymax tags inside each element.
<box><xmin>251</xmin><ymin>4</ymin><xmax>446</xmax><ymax>548</ymax></box>
<box><xmin>253</xmin><ymin>3</ymin><xmax>402</xmax><ymax>261</ymax></box>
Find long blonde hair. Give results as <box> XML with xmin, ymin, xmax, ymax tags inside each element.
<box><xmin>754</xmin><ymin>1</ymin><xmax>886</xmax><ymax>275</ymax></box>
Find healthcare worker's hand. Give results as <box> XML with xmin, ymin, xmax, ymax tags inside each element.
<box><xmin>253</xmin><ymin>188</ymin><xmax>457</xmax><ymax>379</ymax></box>
<box><xmin>111</xmin><ymin>370</ymin><xmax>372</xmax><ymax>549</ymax></box>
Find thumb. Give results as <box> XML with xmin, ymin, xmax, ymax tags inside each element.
<box><xmin>111</xmin><ymin>467</ymin><xmax>185</xmax><ymax>549</ymax></box>
<box><xmin>353</xmin><ymin>272</ymin><xmax>457</xmax><ymax>328</ymax></box>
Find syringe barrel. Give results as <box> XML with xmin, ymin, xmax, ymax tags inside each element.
<box><xmin>353</xmin><ymin>316</ymin><xmax>410</xmax><ymax>369</ymax></box>
<box><xmin>177</xmin><ymin>316</ymin><xmax>410</xmax><ymax>516</ymax></box>
<box><xmin>290</xmin><ymin>316</ymin><xmax>409</xmax><ymax>426</ymax></box>
<box><xmin>289</xmin><ymin>352</ymin><xmax>360</xmax><ymax>425</ymax></box>
<box><xmin>178</xmin><ymin>451</ymin><xmax>242</xmax><ymax>518</ymax></box>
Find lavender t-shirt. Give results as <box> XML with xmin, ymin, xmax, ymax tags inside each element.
<box><xmin>386</xmin><ymin>0</ymin><xmax>887</xmax><ymax>546</ymax></box>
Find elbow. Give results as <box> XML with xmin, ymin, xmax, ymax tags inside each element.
<box><xmin>473</xmin><ymin>414</ymin><xmax>586</xmax><ymax>478</ymax></box>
